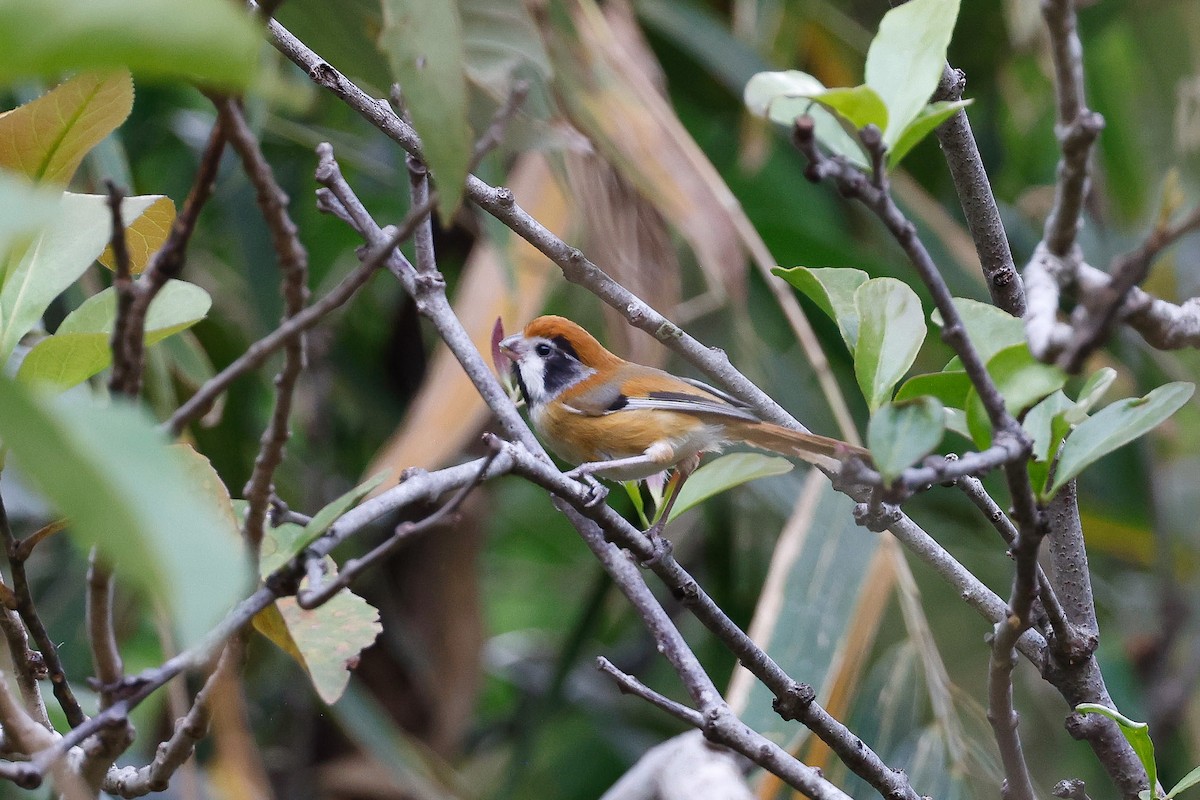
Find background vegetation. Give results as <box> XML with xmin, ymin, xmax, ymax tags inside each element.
<box><xmin>1</xmin><ymin>0</ymin><xmax>1199</xmax><ymax>798</ymax></box>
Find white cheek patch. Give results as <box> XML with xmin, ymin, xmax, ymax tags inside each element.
<box><xmin>518</xmin><ymin>353</ymin><xmax>550</xmax><ymax>404</ymax></box>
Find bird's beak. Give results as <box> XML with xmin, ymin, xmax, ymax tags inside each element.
<box><xmin>498</xmin><ymin>334</ymin><xmax>523</xmax><ymax>359</ymax></box>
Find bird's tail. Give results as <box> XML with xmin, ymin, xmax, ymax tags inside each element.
<box><xmin>727</xmin><ymin>420</ymin><xmax>869</xmax><ymax>471</ymax></box>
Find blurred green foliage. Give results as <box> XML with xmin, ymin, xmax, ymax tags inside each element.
<box><xmin>0</xmin><ymin>0</ymin><xmax>1198</xmax><ymax>798</ymax></box>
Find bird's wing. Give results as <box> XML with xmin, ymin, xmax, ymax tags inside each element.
<box><xmin>563</xmin><ymin>364</ymin><xmax>760</xmax><ymax>423</ymax></box>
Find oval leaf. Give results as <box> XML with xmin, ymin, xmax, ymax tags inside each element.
<box><xmin>811</xmin><ymin>86</ymin><xmax>888</xmax><ymax>133</ymax></box>
<box><xmin>930</xmin><ymin>297</ymin><xmax>1025</xmax><ymax>364</ymax></box>
<box><xmin>97</xmin><ymin>195</ymin><xmax>176</xmax><ymax>275</ymax></box>
<box><xmin>0</xmin><ymin>70</ymin><xmax>133</xmax><ymax>185</ymax></box>
<box><xmin>378</xmin><ymin>0</ymin><xmax>472</xmax><ymax>220</ymax></box>
<box><xmin>894</xmin><ymin>370</ymin><xmax>971</xmax><ymax>409</ymax></box>
<box><xmin>666</xmin><ymin>453</ymin><xmax>792</xmax><ymax>524</ymax></box>
<box><xmin>743</xmin><ymin>70</ymin><xmax>868</xmax><ymax>166</ymax></box>
<box><xmin>0</xmin><ymin>0</ymin><xmax>260</xmax><ymax>89</ymax></box>
<box><xmin>964</xmin><ymin>344</ymin><xmax>1067</xmax><ymax>448</ymax></box>
<box><xmin>1051</xmin><ymin>382</ymin><xmax>1195</xmax><ymax>496</ymax></box>
<box><xmin>887</xmin><ymin>98</ymin><xmax>972</xmax><ymax>167</ymax></box>
<box><xmin>773</xmin><ymin>265</ymin><xmax>867</xmax><ymax>352</ymax></box>
<box><xmin>254</xmin><ymin>567</ymin><xmax>382</xmax><ymax>705</ymax></box>
<box><xmin>864</xmin><ymin>0</ymin><xmax>962</xmax><ymax>144</ymax></box>
<box><xmin>0</xmin><ymin>379</ymin><xmax>251</xmax><ymax>647</ymax></box>
<box><xmin>1075</xmin><ymin>703</ymin><xmax>1156</xmax><ymax>800</ymax></box>
<box><xmin>17</xmin><ymin>279</ymin><xmax>213</xmax><ymax>389</ymax></box>
<box><xmin>853</xmin><ymin>277</ymin><xmax>926</xmax><ymax>411</ymax></box>
<box><xmin>867</xmin><ymin>397</ymin><xmax>945</xmax><ymax>483</ymax></box>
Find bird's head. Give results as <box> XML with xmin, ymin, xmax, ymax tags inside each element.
<box><xmin>498</xmin><ymin>315</ymin><xmax>622</xmax><ymax>408</ymax></box>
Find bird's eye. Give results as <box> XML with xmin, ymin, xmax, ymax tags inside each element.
<box><xmin>534</xmin><ymin>343</ymin><xmax>552</xmax><ymax>357</ymax></box>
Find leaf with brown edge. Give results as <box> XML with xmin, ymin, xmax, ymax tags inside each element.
<box><xmin>0</xmin><ymin>70</ymin><xmax>134</xmax><ymax>185</ymax></box>
<box><xmin>98</xmin><ymin>196</ymin><xmax>176</xmax><ymax>275</ymax></box>
<box><xmin>254</xmin><ymin>564</ymin><xmax>382</xmax><ymax>704</ymax></box>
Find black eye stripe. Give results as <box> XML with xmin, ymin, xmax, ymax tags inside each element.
<box><xmin>551</xmin><ymin>335</ymin><xmax>580</xmax><ymax>361</ymax></box>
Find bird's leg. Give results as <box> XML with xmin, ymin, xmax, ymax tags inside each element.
<box><xmin>644</xmin><ymin>455</ymin><xmax>700</xmax><ymax>540</ymax></box>
<box><xmin>566</xmin><ymin>444</ymin><xmax>677</xmax><ymax>510</ymax></box>
<box><xmin>566</xmin><ymin>452</ymin><xmax>661</xmax><ymax>478</ymax></box>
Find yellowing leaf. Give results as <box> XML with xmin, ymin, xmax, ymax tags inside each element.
<box><xmin>98</xmin><ymin>195</ymin><xmax>175</xmax><ymax>274</ymax></box>
<box><xmin>255</xmin><ymin>566</ymin><xmax>382</xmax><ymax>704</ymax></box>
<box><xmin>0</xmin><ymin>70</ymin><xmax>133</xmax><ymax>185</ymax></box>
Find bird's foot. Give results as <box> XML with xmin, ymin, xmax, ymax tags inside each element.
<box><xmin>564</xmin><ymin>468</ymin><xmax>608</xmax><ymax>507</ymax></box>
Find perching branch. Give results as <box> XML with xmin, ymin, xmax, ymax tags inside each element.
<box><xmin>1040</xmin><ymin>0</ymin><xmax>1105</xmax><ymax>260</ymax></box>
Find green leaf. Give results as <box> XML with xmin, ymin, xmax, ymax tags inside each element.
<box><xmin>867</xmin><ymin>397</ymin><xmax>945</xmax><ymax>483</ymax></box>
<box><xmin>853</xmin><ymin>277</ymin><xmax>926</xmax><ymax>411</ymax></box>
<box><xmin>1023</xmin><ymin>391</ymin><xmax>1073</xmax><ymax>497</ymax></box>
<box><xmin>964</xmin><ymin>344</ymin><xmax>1067</xmax><ymax>448</ymax></box>
<box><xmin>811</xmin><ymin>86</ymin><xmax>888</xmax><ymax>133</ymax></box>
<box><xmin>1025</xmin><ymin>391</ymin><xmax>1073</xmax><ymax>464</ymax></box>
<box><xmin>0</xmin><ymin>170</ymin><xmax>60</xmax><ymax>271</ymax></box>
<box><xmin>0</xmin><ymin>0</ymin><xmax>260</xmax><ymax>89</ymax></box>
<box><xmin>622</xmin><ymin>481</ymin><xmax>650</xmax><ymax>529</ymax></box>
<box><xmin>1166</xmin><ymin>765</ymin><xmax>1200</xmax><ymax>798</ymax></box>
<box><xmin>1075</xmin><ymin>704</ymin><xmax>1157</xmax><ymax>800</ymax></box>
<box><xmin>257</xmin><ymin>473</ymin><xmax>389</xmax><ymax>578</ymax></box>
<box><xmin>894</xmin><ymin>370</ymin><xmax>971</xmax><ymax>409</ymax></box>
<box><xmin>772</xmin><ymin>266</ymin><xmax>868</xmax><ymax>351</ymax></box>
<box><xmin>1067</xmin><ymin>366</ymin><xmax>1118</xmax><ymax>424</ymax></box>
<box><xmin>887</xmin><ymin>99</ymin><xmax>972</xmax><ymax>167</ymax></box>
<box><xmin>0</xmin><ymin>192</ymin><xmax>165</xmax><ymax>362</ymax></box>
<box><xmin>0</xmin><ymin>70</ymin><xmax>133</xmax><ymax>185</ymax></box>
<box><xmin>305</xmin><ymin>472</ymin><xmax>389</xmax><ymax>538</ymax></box>
<box><xmin>0</xmin><ymin>380</ymin><xmax>250</xmax><ymax>647</ymax></box>
<box><xmin>254</xmin><ymin>568</ymin><xmax>382</xmax><ymax>704</ymax></box>
<box><xmin>379</xmin><ymin>0</ymin><xmax>473</xmax><ymax>220</ymax></box>
<box><xmin>864</xmin><ymin>0</ymin><xmax>962</xmax><ymax>145</ymax></box>
<box><xmin>1051</xmin><ymin>382</ymin><xmax>1195</xmax><ymax>496</ymax></box>
<box><xmin>930</xmin><ymin>297</ymin><xmax>1025</xmax><ymax>364</ymax></box>
<box><xmin>667</xmin><ymin>453</ymin><xmax>793</xmax><ymax>524</ymax></box>
<box><xmin>259</xmin><ymin>521</ymin><xmax>306</xmax><ymax>579</ymax></box>
<box><xmin>743</xmin><ymin>70</ymin><xmax>867</xmax><ymax>167</ymax></box>
<box><xmin>460</xmin><ymin>0</ymin><xmax>552</xmax><ymax>99</ymax></box>
<box><xmin>17</xmin><ymin>280</ymin><xmax>212</xmax><ymax>389</ymax></box>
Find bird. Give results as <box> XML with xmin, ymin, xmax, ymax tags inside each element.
<box><xmin>497</xmin><ymin>315</ymin><xmax>867</xmax><ymax>531</ymax></box>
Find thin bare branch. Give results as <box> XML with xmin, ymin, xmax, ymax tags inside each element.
<box><xmin>296</xmin><ymin>451</ymin><xmax>499</xmax><ymax>609</ymax></box>
<box><xmin>212</xmin><ymin>96</ymin><xmax>311</xmax><ymax>553</ymax></box>
<box><xmin>165</xmin><ymin>186</ymin><xmax>435</xmax><ymax>436</ymax></box>
<box><xmin>1040</xmin><ymin>0</ymin><xmax>1105</xmax><ymax>258</ymax></box>
<box><xmin>102</xmin><ymin>646</ymin><xmax>238</xmax><ymax>797</ymax></box>
<box><xmin>111</xmin><ymin>122</ymin><xmax>227</xmax><ymax>397</ymax></box>
<box><xmin>0</xmin><ymin>609</ymin><xmax>49</xmax><ymax>728</ymax></box>
<box><xmin>1059</xmin><ymin>202</ymin><xmax>1200</xmax><ymax>371</ymax></box>
<box><xmin>933</xmin><ymin>65</ymin><xmax>1024</xmax><ymax>316</ymax></box>
<box><xmin>0</xmin><ymin>486</ymin><xmax>86</xmax><ymax>728</ymax></box>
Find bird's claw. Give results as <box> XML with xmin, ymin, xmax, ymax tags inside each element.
<box><xmin>565</xmin><ymin>469</ymin><xmax>608</xmax><ymax>507</ymax></box>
